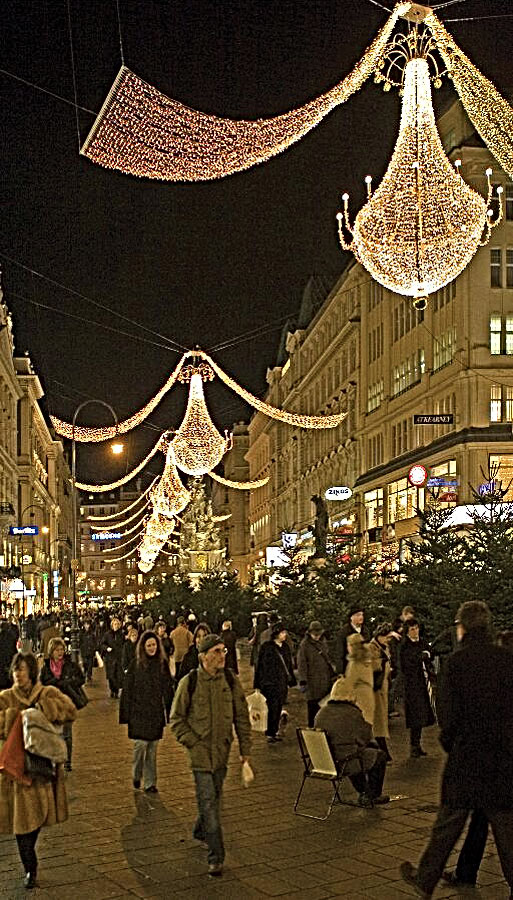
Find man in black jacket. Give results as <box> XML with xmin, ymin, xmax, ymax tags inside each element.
<box><xmin>400</xmin><ymin>601</ymin><xmax>513</xmax><ymax>899</ymax></box>
<box><xmin>335</xmin><ymin>606</ymin><xmax>370</xmax><ymax>675</ymax></box>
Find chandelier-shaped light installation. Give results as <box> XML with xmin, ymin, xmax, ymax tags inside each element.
<box><xmin>337</xmin><ymin>54</ymin><xmax>502</xmax><ymax>307</ymax></box>
<box><xmin>81</xmin><ymin>6</ymin><xmax>405</xmax><ymax>181</ymax></box>
<box><xmin>172</xmin><ymin>368</ymin><xmax>230</xmax><ymax>476</ymax></box>
<box><xmin>151</xmin><ymin>444</ymin><xmax>191</xmax><ymax>517</ymax></box>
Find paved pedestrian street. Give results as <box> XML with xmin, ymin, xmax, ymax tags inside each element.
<box><xmin>0</xmin><ymin>658</ymin><xmax>509</xmax><ymax>899</ymax></box>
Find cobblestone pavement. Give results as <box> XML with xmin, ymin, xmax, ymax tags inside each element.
<box><xmin>0</xmin><ymin>652</ymin><xmax>509</xmax><ymax>899</ymax></box>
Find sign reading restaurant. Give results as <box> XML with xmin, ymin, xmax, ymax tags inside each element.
<box><xmin>325</xmin><ymin>486</ymin><xmax>353</xmax><ymax>501</ymax></box>
<box><xmin>413</xmin><ymin>414</ymin><xmax>454</xmax><ymax>425</ymax></box>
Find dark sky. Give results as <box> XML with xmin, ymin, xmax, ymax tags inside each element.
<box><xmin>0</xmin><ymin>0</ymin><xmax>511</xmax><ymax>481</ymax></box>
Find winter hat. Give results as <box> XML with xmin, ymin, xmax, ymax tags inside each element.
<box><xmin>330</xmin><ymin>677</ymin><xmax>356</xmax><ymax>703</ymax></box>
<box><xmin>198</xmin><ymin>633</ymin><xmax>224</xmax><ymax>654</ymax></box>
<box><xmin>308</xmin><ymin>620</ymin><xmax>323</xmax><ymax>636</ymax></box>
<box><xmin>349</xmin><ymin>604</ymin><xmax>364</xmax><ymax>617</ymax></box>
<box><xmin>271</xmin><ymin>621</ymin><xmax>285</xmax><ymax>640</ymax></box>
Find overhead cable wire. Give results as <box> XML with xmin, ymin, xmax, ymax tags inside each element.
<box><xmin>66</xmin><ymin>0</ymin><xmax>82</xmax><ymax>152</ymax></box>
<box><xmin>0</xmin><ymin>251</ymin><xmax>187</xmax><ymax>353</ymax></box>
<box><xmin>365</xmin><ymin>0</ymin><xmax>392</xmax><ymax>10</ymax></box>
<box><xmin>443</xmin><ymin>14</ymin><xmax>513</xmax><ymax>21</ymax></box>
<box><xmin>432</xmin><ymin>0</ymin><xmax>469</xmax><ymax>9</ymax></box>
<box><xmin>7</xmin><ymin>291</ymin><xmax>179</xmax><ymax>355</ymax></box>
<box><xmin>116</xmin><ymin>0</ymin><xmax>125</xmax><ymax>66</ymax></box>
<box><xmin>207</xmin><ymin>314</ymin><xmax>297</xmax><ymax>353</ymax></box>
<box><xmin>0</xmin><ymin>69</ymin><xmax>96</xmax><ymax>113</ymax></box>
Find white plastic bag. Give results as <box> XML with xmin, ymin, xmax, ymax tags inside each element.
<box><xmin>168</xmin><ymin>654</ymin><xmax>176</xmax><ymax>678</ymax></box>
<box><xmin>95</xmin><ymin>651</ymin><xmax>104</xmax><ymax>668</ymax></box>
<box><xmin>241</xmin><ymin>760</ymin><xmax>255</xmax><ymax>787</ymax></box>
<box><xmin>247</xmin><ymin>690</ymin><xmax>268</xmax><ymax>733</ymax></box>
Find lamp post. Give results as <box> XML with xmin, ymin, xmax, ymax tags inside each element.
<box><xmin>71</xmin><ymin>400</ymin><xmax>123</xmax><ymax>664</ymax></box>
<box><xmin>18</xmin><ymin>503</ymin><xmax>48</xmax><ymax>645</ymax></box>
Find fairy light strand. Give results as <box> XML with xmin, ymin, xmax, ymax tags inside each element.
<box><xmin>89</xmin><ymin>499</ymin><xmax>150</xmax><ymax>531</ymax></box>
<box><xmin>210</xmin><ymin>471</ymin><xmax>270</xmax><ymax>490</ymax></box>
<box><xmin>75</xmin><ymin>434</ymin><xmax>166</xmax><ymax>491</ymax></box>
<box><xmin>80</xmin><ymin>6</ymin><xmax>406</xmax><ymax>181</ymax></box>
<box><xmin>86</xmin><ymin>477</ymin><xmax>159</xmax><ymax>520</ymax></box>
<box><xmin>425</xmin><ymin>11</ymin><xmax>513</xmax><ymax>180</ymax></box>
<box><xmin>52</xmin><ymin>354</ymin><xmax>187</xmax><ymax>442</ymax></box>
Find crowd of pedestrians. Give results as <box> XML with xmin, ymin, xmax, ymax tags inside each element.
<box><xmin>0</xmin><ymin>599</ymin><xmax>512</xmax><ymax>896</ymax></box>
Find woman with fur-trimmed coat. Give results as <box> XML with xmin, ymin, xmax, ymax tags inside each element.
<box><xmin>0</xmin><ymin>652</ymin><xmax>76</xmax><ymax>888</ymax></box>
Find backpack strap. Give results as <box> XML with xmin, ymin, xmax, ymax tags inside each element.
<box><xmin>187</xmin><ymin>666</ymin><xmax>234</xmax><ymax>704</ymax></box>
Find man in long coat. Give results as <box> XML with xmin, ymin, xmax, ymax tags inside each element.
<box><xmin>400</xmin><ymin>601</ymin><xmax>513</xmax><ymax>899</ymax></box>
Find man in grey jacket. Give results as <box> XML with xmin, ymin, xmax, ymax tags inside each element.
<box><xmin>170</xmin><ymin>633</ymin><xmax>251</xmax><ymax>877</ymax></box>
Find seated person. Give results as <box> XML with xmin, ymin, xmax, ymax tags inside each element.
<box><xmin>314</xmin><ymin>676</ymin><xmax>389</xmax><ymax>807</ymax></box>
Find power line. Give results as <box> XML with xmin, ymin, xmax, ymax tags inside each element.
<box><xmin>207</xmin><ymin>314</ymin><xmax>296</xmax><ymax>353</ymax></box>
<box><xmin>0</xmin><ymin>68</ymin><xmax>96</xmax><ymax>113</ymax></box>
<box><xmin>0</xmin><ymin>251</ymin><xmax>187</xmax><ymax>352</ymax></box>
<box><xmin>66</xmin><ymin>0</ymin><xmax>82</xmax><ymax>152</ymax></box>
<box><xmin>444</xmin><ymin>13</ymin><xmax>513</xmax><ymax>22</ymax></box>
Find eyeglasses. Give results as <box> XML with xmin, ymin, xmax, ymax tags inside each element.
<box><xmin>210</xmin><ymin>647</ymin><xmax>228</xmax><ymax>655</ymax></box>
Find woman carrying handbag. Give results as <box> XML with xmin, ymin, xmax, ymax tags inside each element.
<box><xmin>0</xmin><ymin>652</ymin><xmax>75</xmax><ymax>889</ymax></box>
<box><xmin>40</xmin><ymin>637</ymin><xmax>86</xmax><ymax>771</ymax></box>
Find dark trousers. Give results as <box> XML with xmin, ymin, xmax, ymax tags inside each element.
<box><xmin>307</xmin><ymin>700</ymin><xmax>320</xmax><ymax>728</ymax></box>
<box><xmin>349</xmin><ymin>752</ymin><xmax>386</xmax><ymax>800</ymax></box>
<box><xmin>416</xmin><ymin>806</ymin><xmax>513</xmax><ymax>895</ymax></box>
<box><xmin>410</xmin><ymin>725</ymin><xmax>423</xmax><ymax>747</ymax></box>
<box><xmin>16</xmin><ymin>828</ymin><xmax>40</xmax><ymax>875</ymax></box>
<box><xmin>455</xmin><ymin>809</ymin><xmax>489</xmax><ymax>884</ymax></box>
<box><xmin>63</xmin><ymin>722</ymin><xmax>73</xmax><ymax>767</ymax></box>
<box><xmin>83</xmin><ymin>655</ymin><xmax>94</xmax><ymax>680</ymax></box>
<box><xmin>265</xmin><ymin>694</ymin><xmax>283</xmax><ymax>737</ymax></box>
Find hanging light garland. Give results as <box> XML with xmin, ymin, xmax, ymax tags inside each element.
<box><xmin>81</xmin><ymin>6</ymin><xmax>405</xmax><ymax>181</ymax></box>
<box><xmin>336</xmin><ymin>53</ymin><xmax>502</xmax><ymax>307</ymax></box>
<box><xmin>52</xmin><ymin>354</ymin><xmax>187</xmax><ymax>442</ymax></box>
<box><xmin>75</xmin><ymin>434</ymin><xmax>166</xmax><ymax>491</ymax></box>
<box><xmin>210</xmin><ymin>471</ymin><xmax>270</xmax><ymax>490</ymax></box>
<box><xmin>103</xmin><ymin>543</ymin><xmax>142</xmax><ymax>563</ymax></box>
<box><xmin>425</xmin><ymin>11</ymin><xmax>513</xmax><ymax>180</ymax></box>
<box><xmin>89</xmin><ymin>499</ymin><xmax>150</xmax><ymax>531</ymax></box>
<box><xmin>87</xmin><ymin>476</ymin><xmax>159</xmax><ymax>520</ymax></box>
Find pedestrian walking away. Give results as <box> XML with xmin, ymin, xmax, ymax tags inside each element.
<box><xmin>101</xmin><ymin>617</ymin><xmax>124</xmax><ymax>698</ymax></box>
<box><xmin>254</xmin><ymin>622</ymin><xmax>296</xmax><ymax>743</ymax></box>
<box><xmin>170</xmin><ymin>633</ymin><xmax>251</xmax><ymax>877</ymax></box>
<box><xmin>79</xmin><ymin>620</ymin><xmax>96</xmax><ymax>683</ymax></box>
<box><xmin>178</xmin><ymin>622</ymin><xmax>210</xmax><ymax>681</ymax></box>
<box><xmin>221</xmin><ymin>620</ymin><xmax>239</xmax><ymax>673</ymax></box>
<box><xmin>0</xmin><ymin>652</ymin><xmax>76</xmax><ymax>890</ymax></box>
<box><xmin>119</xmin><ymin>630</ymin><xmax>173</xmax><ymax>793</ymax></box>
<box><xmin>400</xmin><ymin>601</ymin><xmax>513</xmax><ymax>899</ymax></box>
<box><xmin>297</xmin><ymin>620</ymin><xmax>335</xmax><ymax>726</ymax></box>
<box><xmin>170</xmin><ymin>616</ymin><xmax>194</xmax><ymax>678</ymax></box>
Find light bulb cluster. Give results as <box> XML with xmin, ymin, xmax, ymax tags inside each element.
<box><xmin>80</xmin><ymin>8</ymin><xmax>403</xmax><ymax>181</ymax></box>
<box><xmin>210</xmin><ymin>471</ymin><xmax>270</xmax><ymax>490</ymax></box>
<box><xmin>171</xmin><ymin>371</ymin><xmax>230</xmax><ymax>476</ymax></box>
<box><xmin>426</xmin><ymin>11</ymin><xmax>513</xmax><ymax>180</ymax></box>
<box><xmin>52</xmin><ymin>354</ymin><xmax>187</xmax><ymax>443</ymax></box>
<box><xmin>337</xmin><ymin>57</ymin><xmax>500</xmax><ymax>305</ymax></box>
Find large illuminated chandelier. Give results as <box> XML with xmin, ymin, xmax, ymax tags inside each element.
<box><xmin>336</xmin><ymin>28</ymin><xmax>503</xmax><ymax>308</ymax></box>
<box><xmin>172</xmin><ymin>363</ymin><xmax>230</xmax><ymax>476</ymax></box>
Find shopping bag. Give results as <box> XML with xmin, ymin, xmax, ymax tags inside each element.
<box><xmin>241</xmin><ymin>760</ymin><xmax>255</xmax><ymax>787</ymax></box>
<box><xmin>21</xmin><ymin>708</ymin><xmax>67</xmax><ymax>763</ymax></box>
<box><xmin>168</xmin><ymin>654</ymin><xmax>176</xmax><ymax>678</ymax></box>
<box><xmin>246</xmin><ymin>690</ymin><xmax>268</xmax><ymax>733</ymax></box>
<box><xmin>95</xmin><ymin>651</ymin><xmax>104</xmax><ymax>668</ymax></box>
<box><xmin>0</xmin><ymin>713</ymin><xmax>32</xmax><ymax>785</ymax></box>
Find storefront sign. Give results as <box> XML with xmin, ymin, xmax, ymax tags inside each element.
<box><xmin>21</xmin><ymin>555</ymin><xmax>33</xmax><ymax>565</ymax></box>
<box><xmin>91</xmin><ymin>532</ymin><xmax>122</xmax><ymax>541</ymax></box>
<box><xmin>427</xmin><ymin>478</ymin><xmax>459</xmax><ymax>488</ymax></box>
<box><xmin>10</xmin><ymin>525</ymin><xmax>39</xmax><ymax>536</ymax></box>
<box><xmin>281</xmin><ymin>532</ymin><xmax>298</xmax><ymax>550</ymax></box>
<box><xmin>407</xmin><ymin>464</ymin><xmax>429</xmax><ymax>488</ymax></box>
<box><xmin>325</xmin><ymin>486</ymin><xmax>353</xmax><ymax>501</ymax></box>
<box><xmin>414</xmin><ymin>414</ymin><xmax>454</xmax><ymax>425</ymax></box>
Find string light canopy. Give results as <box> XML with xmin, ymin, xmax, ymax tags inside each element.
<box><xmin>337</xmin><ymin>49</ymin><xmax>502</xmax><ymax>308</ymax></box>
<box><xmin>81</xmin><ymin>6</ymin><xmax>405</xmax><ymax>181</ymax></box>
<box><xmin>79</xmin><ymin>3</ymin><xmax>513</xmax><ymax>185</ymax></box>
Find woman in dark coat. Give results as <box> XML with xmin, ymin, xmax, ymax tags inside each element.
<box><xmin>101</xmin><ymin>617</ymin><xmax>124</xmax><ymax>698</ymax></box>
<box><xmin>79</xmin><ymin>620</ymin><xmax>96</xmax><ymax>683</ymax></box>
<box><xmin>119</xmin><ymin>631</ymin><xmax>173</xmax><ymax>793</ymax></box>
<box><xmin>40</xmin><ymin>636</ymin><xmax>85</xmax><ymax>771</ymax></box>
<box><xmin>221</xmin><ymin>620</ymin><xmax>238</xmax><ymax>673</ymax></box>
<box><xmin>122</xmin><ymin>625</ymin><xmax>139</xmax><ymax>674</ymax></box>
<box><xmin>254</xmin><ymin>622</ymin><xmax>296</xmax><ymax>743</ymax></box>
<box><xmin>178</xmin><ymin>622</ymin><xmax>210</xmax><ymax>681</ymax></box>
<box><xmin>399</xmin><ymin>619</ymin><xmax>435</xmax><ymax>757</ymax></box>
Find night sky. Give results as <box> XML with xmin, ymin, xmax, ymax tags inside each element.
<box><xmin>1</xmin><ymin>0</ymin><xmax>511</xmax><ymax>481</ymax></box>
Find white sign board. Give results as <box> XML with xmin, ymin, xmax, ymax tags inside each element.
<box><xmin>325</xmin><ymin>486</ymin><xmax>353</xmax><ymax>501</ymax></box>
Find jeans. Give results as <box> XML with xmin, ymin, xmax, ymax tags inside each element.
<box><xmin>416</xmin><ymin>805</ymin><xmax>513</xmax><ymax>895</ymax></box>
<box><xmin>192</xmin><ymin>768</ymin><xmax>226</xmax><ymax>865</ymax></box>
<box><xmin>133</xmin><ymin>740</ymin><xmax>158</xmax><ymax>789</ymax></box>
<box><xmin>16</xmin><ymin>828</ymin><xmax>40</xmax><ymax>875</ymax></box>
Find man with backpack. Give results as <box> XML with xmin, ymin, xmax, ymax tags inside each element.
<box><xmin>170</xmin><ymin>633</ymin><xmax>251</xmax><ymax>877</ymax></box>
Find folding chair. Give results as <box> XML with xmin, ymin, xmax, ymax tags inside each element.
<box><xmin>294</xmin><ymin>727</ymin><xmax>364</xmax><ymax>820</ymax></box>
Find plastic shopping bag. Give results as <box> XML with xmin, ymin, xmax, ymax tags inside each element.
<box><xmin>247</xmin><ymin>690</ymin><xmax>268</xmax><ymax>733</ymax></box>
<box><xmin>95</xmin><ymin>651</ymin><xmax>104</xmax><ymax>668</ymax></box>
<box><xmin>241</xmin><ymin>760</ymin><xmax>255</xmax><ymax>787</ymax></box>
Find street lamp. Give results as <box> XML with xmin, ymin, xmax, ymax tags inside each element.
<box><xmin>71</xmin><ymin>400</ymin><xmax>122</xmax><ymax>663</ymax></box>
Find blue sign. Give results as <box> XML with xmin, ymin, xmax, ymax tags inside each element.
<box><xmin>91</xmin><ymin>532</ymin><xmax>122</xmax><ymax>541</ymax></box>
<box><xmin>427</xmin><ymin>478</ymin><xmax>459</xmax><ymax>488</ymax></box>
<box><xmin>10</xmin><ymin>525</ymin><xmax>39</xmax><ymax>536</ymax></box>
<box><xmin>478</xmin><ymin>481</ymin><xmax>496</xmax><ymax>496</ymax></box>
